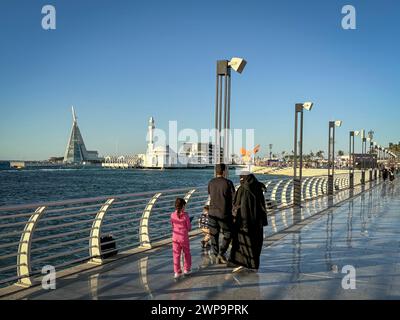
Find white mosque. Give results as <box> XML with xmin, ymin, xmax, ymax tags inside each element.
<box><xmin>144</xmin><ymin>117</ymin><xmax>180</xmax><ymax>168</ymax></box>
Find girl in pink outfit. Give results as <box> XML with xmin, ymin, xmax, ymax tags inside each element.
<box><xmin>171</xmin><ymin>198</ymin><xmax>192</xmax><ymax>278</ymax></box>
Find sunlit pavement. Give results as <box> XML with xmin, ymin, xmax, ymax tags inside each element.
<box><xmin>13</xmin><ymin>179</ymin><xmax>400</xmax><ymax>300</ymax></box>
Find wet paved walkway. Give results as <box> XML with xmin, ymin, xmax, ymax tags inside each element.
<box><xmin>7</xmin><ymin>179</ymin><xmax>400</xmax><ymax>299</ymax></box>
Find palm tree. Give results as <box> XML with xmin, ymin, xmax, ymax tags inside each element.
<box><xmin>316</xmin><ymin>150</ymin><xmax>324</xmax><ymax>159</ymax></box>
<box><xmin>337</xmin><ymin>150</ymin><xmax>344</xmax><ymax>157</ymax></box>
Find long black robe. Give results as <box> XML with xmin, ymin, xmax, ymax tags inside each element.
<box><xmin>229</xmin><ymin>174</ymin><xmax>267</xmax><ymax>269</ymax></box>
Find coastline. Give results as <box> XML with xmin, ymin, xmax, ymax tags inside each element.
<box><xmin>252</xmin><ymin>166</ymin><xmax>355</xmax><ymax>177</ymax></box>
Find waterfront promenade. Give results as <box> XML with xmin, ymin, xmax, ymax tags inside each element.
<box><xmin>2</xmin><ymin>178</ymin><xmax>399</xmax><ymax>300</ymax></box>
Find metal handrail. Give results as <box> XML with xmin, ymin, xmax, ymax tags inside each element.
<box><xmin>33</xmin><ymin>227</ymin><xmax>93</xmax><ymax>242</ymax></box>
<box><xmin>32</xmin><ymin>247</ymin><xmax>90</xmax><ymax>264</ymax></box>
<box><xmin>38</xmin><ymin>210</ymin><xmax>99</xmax><ymax>222</ymax></box>
<box><xmin>0</xmin><ymin>186</ymin><xmax>207</xmax><ymax>212</ymax></box>
<box><xmin>31</xmin><ymin>237</ymin><xmax>90</xmax><ymax>253</ymax></box>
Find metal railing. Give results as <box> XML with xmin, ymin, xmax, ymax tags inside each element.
<box><xmin>0</xmin><ymin>171</ymin><xmax>373</xmax><ymax>288</ymax></box>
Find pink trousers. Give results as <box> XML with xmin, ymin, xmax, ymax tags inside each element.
<box><xmin>172</xmin><ymin>239</ymin><xmax>192</xmax><ymax>273</ymax></box>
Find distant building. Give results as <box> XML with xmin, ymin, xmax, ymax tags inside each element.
<box><xmin>144</xmin><ymin>117</ymin><xmax>217</xmax><ymax>168</ymax></box>
<box><xmin>102</xmin><ymin>154</ymin><xmax>145</xmax><ymax>168</ymax></box>
<box><xmin>145</xmin><ymin>117</ymin><xmax>180</xmax><ymax>168</ymax></box>
<box><xmin>180</xmin><ymin>142</ymin><xmax>217</xmax><ymax>165</ymax></box>
<box><xmin>48</xmin><ymin>157</ymin><xmax>64</xmax><ymax>163</ymax></box>
<box><xmin>63</xmin><ymin>107</ymin><xmax>101</xmax><ymax>164</ymax></box>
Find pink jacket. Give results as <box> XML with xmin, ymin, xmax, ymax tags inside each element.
<box><xmin>171</xmin><ymin>210</ymin><xmax>191</xmax><ymax>242</ymax></box>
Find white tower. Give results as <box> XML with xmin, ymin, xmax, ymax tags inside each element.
<box><xmin>145</xmin><ymin>117</ymin><xmax>156</xmax><ymax>167</ymax></box>
<box><xmin>148</xmin><ymin>117</ymin><xmax>155</xmax><ymax>150</ymax></box>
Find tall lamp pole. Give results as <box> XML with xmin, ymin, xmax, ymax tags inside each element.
<box><xmin>361</xmin><ymin>129</ymin><xmax>366</xmax><ymax>185</ymax></box>
<box><xmin>269</xmin><ymin>144</ymin><xmax>273</xmax><ymax>161</ymax></box>
<box><xmin>293</xmin><ymin>102</ymin><xmax>314</xmax><ymax>207</ymax></box>
<box><xmin>214</xmin><ymin>57</ymin><xmax>246</xmax><ymax>177</ymax></box>
<box><xmin>377</xmin><ymin>145</ymin><xmax>382</xmax><ymax>177</ymax></box>
<box><xmin>349</xmin><ymin>131</ymin><xmax>356</xmax><ymax>189</ymax></box>
<box><xmin>367</xmin><ymin>130</ymin><xmax>374</xmax><ymax>182</ymax></box>
<box><xmin>328</xmin><ymin>120</ymin><xmax>342</xmax><ymax>195</ymax></box>
<box><xmin>373</xmin><ymin>141</ymin><xmax>378</xmax><ymax>180</ymax></box>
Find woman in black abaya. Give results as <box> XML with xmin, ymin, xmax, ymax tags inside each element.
<box><xmin>229</xmin><ymin>173</ymin><xmax>267</xmax><ymax>271</ymax></box>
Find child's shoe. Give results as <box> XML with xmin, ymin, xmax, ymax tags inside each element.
<box><xmin>174</xmin><ymin>272</ymin><xmax>182</xmax><ymax>279</ymax></box>
<box><xmin>183</xmin><ymin>269</ymin><xmax>191</xmax><ymax>276</ymax></box>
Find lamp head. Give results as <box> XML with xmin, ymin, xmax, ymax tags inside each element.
<box><xmin>354</xmin><ymin>131</ymin><xmax>360</xmax><ymax>136</ymax></box>
<box><xmin>228</xmin><ymin>57</ymin><xmax>247</xmax><ymax>74</ymax></box>
<box><xmin>302</xmin><ymin>102</ymin><xmax>313</xmax><ymax>111</ymax></box>
<box><xmin>334</xmin><ymin>120</ymin><xmax>342</xmax><ymax>127</ymax></box>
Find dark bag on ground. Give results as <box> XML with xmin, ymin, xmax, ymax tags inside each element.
<box><xmin>100</xmin><ymin>234</ymin><xmax>118</xmax><ymax>259</ymax></box>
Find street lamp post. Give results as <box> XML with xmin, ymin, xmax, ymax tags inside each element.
<box><xmin>367</xmin><ymin>130</ymin><xmax>374</xmax><ymax>182</ymax></box>
<box><xmin>214</xmin><ymin>57</ymin><xmax>246</xmax><ymax>177</ymax></box>
<box><xmin>349</xmin><ymin>131</ymin><xmax>356</xmax><ymax>189</ymax></box>
<box><xmin>269</xmin><ymin>144</ymin><xmax>273</xmax><ymax>161</ymax></box>
<box><xmin>361</xmin><ymin>130</ymin><xmax>366</xmax><ymax>185</ymax></box>
<box><xmin>293</xmin><ymin>102</ymin><xmax>313</xmax><ymax>207</ymax></box>
<box><xmin>378</xmin><ymin>146</ymin><xmax>382</xmax><ymax>177</ymax></box>
<box><xmin>373</xmin><ymin>142</ymin><xmax>378</xmax><ymax>180</ymax></box>
<box><xmin>368</xmin><ymin>139</ymin><xmax>374</xmax><ymax>181</ymax></box>
<box><xmin>328</xmin><ymin>120</ymin><xmax>342</xmax><ymax>195</ymax></box>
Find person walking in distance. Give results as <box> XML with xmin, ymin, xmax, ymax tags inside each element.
<box><xmin>382</xmin><ymin>167</ymin><xmax>389</xmax><ymax>181</ymax></box>
<box><xmin>208</xmin><ymin>163</ymin><xmax>235</xmax><ymax>264</ymax></box>
<box><xmin>171</xmin><ymin>198</ymin><xmax>192</xmax><ymax>279</ymax></box>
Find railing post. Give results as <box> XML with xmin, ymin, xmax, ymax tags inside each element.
<box><xmin>139</xmin><ymin>193</ymin><xmax>162</xmax><ymax>249</ymax></box>
<box><xmin>184</xmin><ymin>189</ymin><xmax>196</xmax><ymax>203</ymax></box>
<box><xmin>305</xmin><ymin>177</ymin><xmax>316</xmax><ymax>199</ymax></box>
<box><xmin>322</xmin><ymin>177</ymin><xmax>328</xmax><ymax>194</ymax></box>
<box><xmin>315</xmin><ymin>177</ymin><xmax>323</xmax><ymax>196</ymax></box>
<box><xmin>342</xmin><ymin>177</ymin><xmax>348</xmax><ymax>189</ymax></box>
<box><xmin>89</xmin><ymin>198</ymin><xmax>115</xmax><ymax>265</ymax></box>
<box><xmin>16</xmin><ymin>206</ymin><xmax>46</xmax><ymax>287</ymax></box>
<box><xmin>280</xmin><ymin>180</ymin><xmax>292</xmax><ymax>207</ymax></box>
<box><xmin>271</xmin><ymin>180</ymin><xmax>283</xmax><ymax>203</ymax></box>
<box><xmin>310</xmin><ymin>177</ymin><xmax>319</xmax><ymax>198</ymax></box>
<box><xmin>338</xmin><ymin>177</ymin><xmax>343</xmax><ymax>190</ymax></box>
<box><xmin>333</xmin><ymin>176</ymin><xmax>339</xmax><ymax>191</ymax></box>
<box><xmin>301</xmin><ymin>177</ymin><xmax>310</xmax><ymax>201</ymax></box>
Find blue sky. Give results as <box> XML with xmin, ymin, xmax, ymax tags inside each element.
<box><xmin>0</xmin><ymin>0</ymin><xmax>399</xmax><ymax>160</ymax></box>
